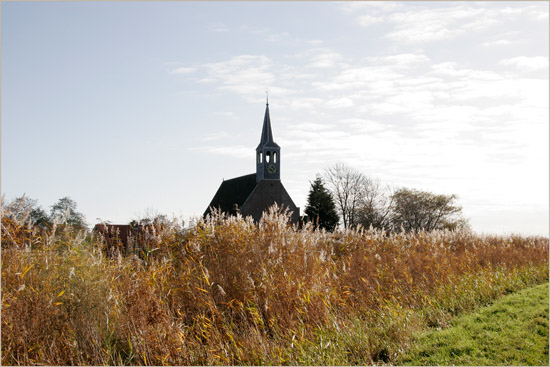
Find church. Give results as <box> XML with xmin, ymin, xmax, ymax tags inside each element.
<box><xmin>204</xmin><ymin>102</ymin><xmax>300</xmax><ymax>223</ymax></box>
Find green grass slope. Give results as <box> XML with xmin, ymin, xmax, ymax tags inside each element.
<box><xmin>400</xmin><ymin>283</ymin><xmax>549</xmax><ymax>366</ymax></box>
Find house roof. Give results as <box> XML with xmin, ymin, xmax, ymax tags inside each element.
<box><xmin>204</xmin><ymin>173</ymin><xmax>258</xmax><ymax>216</ymax></box>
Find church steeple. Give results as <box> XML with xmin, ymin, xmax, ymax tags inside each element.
<box><xmin>256</xmin><ymin>101</ymin><xmax>281</xmax><ymax>182</ymax></box>
<box><xmin>257</xmin><ymin>102</ymin><xmax>279</xmax><ymax>149</ymax></box>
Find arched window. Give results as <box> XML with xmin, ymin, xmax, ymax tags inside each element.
<box><xmin>274</xmin><ymin>151</ymin><xmax>277</xmax><ymax>163</ymax></box>
<box><xmin>266</xmin><ymin>151</ymin><xmax>271</xmax><ymax>163</ymax></box>
<box><xmin>257</xmin><ymin>152</ymin><xmax>262</xmax><ymax>164</ymax></box>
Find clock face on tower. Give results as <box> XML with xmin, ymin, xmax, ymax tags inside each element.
<box><xmin>267</xmin><ymin>164</ymin><xmax>277</xmax><ymax>174</ymax></box>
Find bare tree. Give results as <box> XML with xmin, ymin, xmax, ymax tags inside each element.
<box><xmin>325</xmin><ymin>164</ymin><xmax>469</xmax><ymax>232</ymax></box>
<box><xmin>391</xmin><ymin>188</ymin><xmax>466</xmax><ymax>232</ymax></box>
<box><xmin>356</xmin><ymin>178</ymin><xmax>395</xmax><ymax>231</ymax></box>
<box><xmin>324</xmin><ymin>163</ymin><xmax>368</xmax><ymax>229</ymax></box>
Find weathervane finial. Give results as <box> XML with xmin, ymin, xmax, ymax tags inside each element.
<box><xmin>266</xmin><ymin>90</ymin><xmax>269</xmax><ymax>105</ymax></box>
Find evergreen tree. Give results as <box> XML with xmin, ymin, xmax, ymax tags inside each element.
<box><xmin>305</xmin><ymin>175</ymin><xmax>339</xmax><ymax>231</ymax></box>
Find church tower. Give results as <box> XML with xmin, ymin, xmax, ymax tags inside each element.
<box><xmin>256</xmin><ymin>101</ymin><xmax>281</xmax><ymax>183</ymax></box>
<box><xmin>204</xmin><ymin>99</ymin><xmax>299</xmax><ymax>224</ymax></box>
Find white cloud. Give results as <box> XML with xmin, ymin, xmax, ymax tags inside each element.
<box><xmin>267</xmin><ymin>32</ymin><xmax>291</xmax><ymax>42</ymax></box>
<box><xmin>357</xmin><ymin>14</ymin><xmax>384</xmax><ymax>27</ymax></box>
<box><xmin>500</xmin><ymin>7</ymin><xmax>524</xmax><ymax>16</ymax></box>
<box><xmin>308</xmin><ymin>51</ymin><xmax>344</xmax><ymax>69</ymax></box>
<box><xmin>170</xmin><ymin>66</ymin><xmax>197</xmax><ymax>74</ymax></box>
<box><xmin>498</xmin><ymin>56</ymin><xmax>549</xmax><ymax>73</ymax></box>
<box><xmin>207</xmin><ymin>22</ymin><xmax>230</xmax><ymax>33</ymax></box>
<box><xmin>308</xmin><ymin>39</ymin><xmax>324</xmax><ymax>45</ymax></box>
<box><xmin>430</xmin><ymin>62</ymin><xmax>502</xmax><ymax>81</ymax></box>
<box><xmin>206</xmin><ymin>55</ymin><xmax>271</xmax><ymax>72</ymax></box>
<box><xmin>188</xmin><ymin>145</ymin><xmax>251</xmax><ymax>159</ymax></box>
<box><xmin>280</xmin><ymin>72</ymin><xmax>317</xmax><ymax>80</ymax></box>
<box><xmin>313</xmin><ymin>65</ymin><xmax>402</xmax><ymax>91</ymax></box>
<box><xmin>239</xmin><ymin>25</ymin><xmax>295</xmax><ymax>44</ymax></box>
<box><xmin>482</xmin><ymin>39</ymin><xmax>513</xmax><ymax>47</ymax></box>
<box><xmin>196</xmin><ymin>78</ymin><xmax>218</xmax><ymax>84</ymax></box>
<box><xmin>523</xmin><ymin>3</ymin><xmax>550</xmax><ymax>20</ymax></box>
<box><xmin>346</xmin><ymin>2</ymin><xmax>548</xmax><ymax>44</ymax></box>
<box><xmin>341</xmin><ymin>1</ymin><xmax>404</xmax><ymax>15</ymax></box>
<box><xmin>287</xmin><ymin>97</ymin><xmax>324</xmax><ymax>111</ymax></box>
<box><xmin>238</xmin><ymin>25</ymin><xmax>268</xmax><ymax>35</ymax></box>
<box><xmin>535</xmin><ymin>10</ymin><xmax>549</xmax><ymax>20</ymax></box>
<box><xmin>203</xmin><ymin>55</ymin><xmax>280</xmax><ymax>99</ymax></box>
<box><xmin>339</xmin><ymin>118</ymin><xmax>386</xmax><ymax>133</ymax></box>
<box><xmin>385</xmin><ymin>6</ymin><xmax>491</xmax><ymax>43</ymax></box>
<box><xmin>326</xmin><ymin>97</ymin><xmax>354</xmax><ymax>109</ymax></box>
<box><xmin>368</xmin><ymin>53</ymin><xmax>430</xmax><ymax>67</ymax></box>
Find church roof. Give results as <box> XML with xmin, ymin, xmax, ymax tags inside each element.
<box><xmin>257</xmin><ymin>103</ymin><xmax>280</xmax><ymax>149</ymax></box>
<box><xmin>203</xmin><ymin>173</ymin><xmax>257</xmax><ymax>216</ymax></box>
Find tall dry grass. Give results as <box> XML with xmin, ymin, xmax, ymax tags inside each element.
<box><xmin>2</xmin><ymin>205</ymin><xmax>548</xmax><ymax>365</ymax></box>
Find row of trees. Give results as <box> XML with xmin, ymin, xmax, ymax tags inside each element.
<box><xmin>305</xmin><ymin>163</ymin><xmax>468</xmax><ymax>232</ymax></box>
<box><xmin>3</xmin><ymin>195</ymin><xmax>180</xmax><ymax>233</ymax></box>
<box><xmin>5</xmin><ymin>164</ymin><xmax>466</xmax><ymax>235</ymax></box>
<box><xmin>2</xmin><ymin>195</ymin><xmax>87</xmax><ymax>230</ymax></box>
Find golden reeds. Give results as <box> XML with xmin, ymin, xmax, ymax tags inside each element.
<box><xmin>1</xmin><ymin>205</ymin><xmax>548</xmax><ymax>365</ymax></box>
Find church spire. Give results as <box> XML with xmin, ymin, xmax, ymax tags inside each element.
<box><xmin>258</xmin><ymin>102</ymin><xmax>280</xmax><ymax>149</ymax></box>
<box><xmin>256</xmin><ymin>100</ymin><xmax>281</xmax><ymax>182</ymax></box>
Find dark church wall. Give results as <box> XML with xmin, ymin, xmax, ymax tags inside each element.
<box><xmin>241</xmin><ymin>180</ymin><xmax>300</xmax><ymax>223</ymax></box>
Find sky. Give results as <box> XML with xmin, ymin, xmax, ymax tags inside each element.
<box><xmin>1</xmin><ymin>1</ymin><xmax>548</xmax><ymax>236</ymax></box>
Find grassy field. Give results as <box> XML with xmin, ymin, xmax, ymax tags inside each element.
<box><xmin>400</xmin><ymin>283</ymin><xmax>549</xmax><ymax>366</ymax></box>
<box><xmin>2</xmin><ymin>206</ymin><xmax>549</xmax><ymax>365</ymax></box>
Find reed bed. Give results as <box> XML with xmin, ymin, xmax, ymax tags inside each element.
<box><xmin>1</xmin><ymin>206</ymin><xmax>548</xmax><ymax>365</ymax></box>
